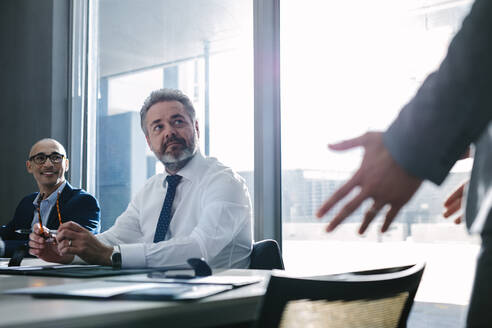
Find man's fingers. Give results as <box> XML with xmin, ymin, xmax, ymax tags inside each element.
<box><xmin>59</xmin><ymin>221</ymin><xmax>84</xmax><ymax>232</ymax></box>
<box><xmin>33</xmin><ymin>223</ymin><xmax>42</xmax><ymax>234</ymax></box>
<box><xmin>326</xmin><ymin>191</ymin><xmax>368</xmax><ymax>232</ymax></box>
<box><xmin>454</xmin><ymin>216</ymin><xmax>462</xmax><ymax>224</ymax></box>
<box><xmin>443</xmin><ymin>199</ymin><xmax>462</xmax><ymax>218</ymax></box>
<box><xmin>28</xmin><ymin>239</ymin><xmax>45</xmax><ymax>250</ymax></box>
<box><xmin>29</xmin><ymin>232</ymin><xmax>45</xmax><ymax>244</ymax></box>
<box><xmin>359</xmin><ymin>203</ymin><xmax>384</xmax><ymax>234</ymax></box>
<box><xmin>317</xmin><ymin>172</ymin><xmax>360</xmax><ymax>218</ymax></box>
<box><xmin>33</xmin><ymin>223</ymin><xmax>49</xmax><ymax>235</ymax></box>
<box><xmin>381</xmin><ymin>205</ymin><xmax>402</xmax><ymax>232</ymax></box>
<box><xmin>58</xmin><ymin>238</ymin><xmax>79</xmax><ymax>256</ymax></box>
<box><xmin>328</xmin><ymin>133</ymin><xmax>367</xmax><ymax>151</ymax></box>
<box><xmin>56</xmin><ymin>229</ymin><xmax>82</xmax><ymax>244</ymax></box>
<box><xmin>444</xmin><ymin>184</ymin><xmax>465</xmax><ymax>207</ymax></box>
<box><xmin>58</xmin><ymin>239</ymin><xmax>73</xmax><ymax>255</ymax></box>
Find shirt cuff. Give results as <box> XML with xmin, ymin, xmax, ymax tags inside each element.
<box><xmin>120</xmin><ymin>243</ymin><xmax>146</xmax><ymax>268</ymax></box>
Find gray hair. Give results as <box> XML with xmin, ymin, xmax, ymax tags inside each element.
<box><xmin>140</xmin><ymin>88</ymin><xmax>196</xmax><ymax>136</ymax></box>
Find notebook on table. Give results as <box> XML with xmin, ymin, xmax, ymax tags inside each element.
<box><xmin>4</xmin><ymin>280</ymin><xmax>233</xmax><ymax>301</ymax></box>
<box><xmin>0</xmin><ymin>264</ymin><xmax>174</xmax><ymax>278</ymax></box>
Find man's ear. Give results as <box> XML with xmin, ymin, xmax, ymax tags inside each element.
<box><xmin>195</xmin><ymin>120</ymin><xmax>200</xmax><ymax>139</ymax></box>
<box><xmin>145</xmin><ymin>134</ymin><xmax>153</xmax><ymax>150</ymax></box>
<box><xmin>26</xmin><ymin>160</ymin><xmax>33</xmax><ymax>174</ymax></box>
<box><xmin>65</xmin><ymin>158</ymin><xmax>70</xmax><ymax>172</ymax></box>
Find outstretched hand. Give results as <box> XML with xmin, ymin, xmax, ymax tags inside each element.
<box><xmin>316</xmin><ymin>132</ymin><xmax>422</xmax><ymax>234</ymax></box>
<box><xmin>443</xmin><ymin>181</ymin><xmax>468</xmax><ymax>224</ymax></box>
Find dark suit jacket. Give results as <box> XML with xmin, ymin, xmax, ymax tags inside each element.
<box><xmin>382</xmin><ymin>0</ymin><xmax>492</xmax><ymax>233</ymax></box>
<box><xmin>0</xmin><ymin>182</ymin><xmax>100</xmax><ymax>257</ymax></box>
<box><xmin>383</xmin><ymin>0</ymin><xmax>492</xmax><ymax>185</ymax></box>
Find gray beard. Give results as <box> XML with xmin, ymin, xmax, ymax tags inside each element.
<box><xmin>158</xmin><ymin>134</ymin><xmax>198</xmax><ymax>172</ymax></box>
<box><xmin>159</xmin><ymin>147</ymin><xmax>196</xmax><ymax>172</ymax></box>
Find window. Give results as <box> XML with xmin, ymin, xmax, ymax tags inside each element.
<box><xmin>86</xmin><ymin>0</ymin><xmax>253</xmax><ymax>231</ymax></box>
<box><xmin>280</xmin><ymin>0</ymin><xmax>477</xmax><ymax>308</ymax></box>
<box><xmin>74</xmin><ymin>0</ymin><xmax>478</xmax><ymax>314</ymax></box>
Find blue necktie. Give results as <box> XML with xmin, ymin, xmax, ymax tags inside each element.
<box><xmin>153</xmin><ymin>175</ymin><xmax>182</xmax><ymax>242</ymax></box>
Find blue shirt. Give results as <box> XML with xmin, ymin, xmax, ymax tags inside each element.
<box><xmin>31</xmin><ymin>181</ymin><xmax>67</xmax><ymax>230</ymax></box>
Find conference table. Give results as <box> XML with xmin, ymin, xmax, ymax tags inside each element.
<box><xmin>0</xmin><ymin>258</ymin><xmax>269</xmax><ymax>328</ymax></box>
<box><xmin>0</xmin><ymin>259</ymin><xmax>466</xmax><ymax>328</ymax></box>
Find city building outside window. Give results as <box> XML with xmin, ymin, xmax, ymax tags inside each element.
<box><xmin>280</xmin><ymin>0</ymin><xmax>477</xmax><ymax>316</ymax></box>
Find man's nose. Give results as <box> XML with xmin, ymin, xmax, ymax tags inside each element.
<box><xmin>164</xmin><ymin>126</ymin><xmax>177</xmax><ymax>140</ymax></box>
<box><xmin>43</xmin><ymin>158</ymin><xmax>55</xmax><ymax>168</ymax></box>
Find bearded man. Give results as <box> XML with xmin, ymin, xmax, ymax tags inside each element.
<box><xmin>30</xmin><ymin>89</ymin><xmax>253</xmax><ymax>269</ymax></box>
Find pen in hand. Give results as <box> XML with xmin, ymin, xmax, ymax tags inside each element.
<box><xmin>20</xmin><ymin>225</ymin><xmax>57</xmax><ymax>244</ymax></box>
<box><xmin>16</xmin><ymin>228</ymin><xmax>58</xmax><ymax>236</ymax></box>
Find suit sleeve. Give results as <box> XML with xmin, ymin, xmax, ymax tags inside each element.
<box><xmin>0</xmin><ymin>196</ymin><xmax>35</xmax><ymax>256</ymax></box>
<box><xmin>0</xmin><ymin>215</ymin><xmax>22</xmax><ymax>256</ymax></box>
<box><xmin>0</xmin><ymin>196</ymin><xmax>33</xmax><ymax>240</ymax></box>
<box><xmin>383</xmin><ymin>0</ymin><xmax>492</xmax><ymax>184</ymax></box>
<box><xmin>0</xmin><ymin>216</ymin><xmax>16</xmax><ymax>241</ymax></box>
<box><xmin>65</xmin><ymin>193</ymin><xmax>101</xmax><ymax>234</ymax></box>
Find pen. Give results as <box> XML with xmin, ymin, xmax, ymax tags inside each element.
<box><xmin>15</xmin><ymin>229</ymin><xmax>57</xmax><ymax>235</ymax></box>
<box><xmin>56</xmin><ymin>192</ymin><xmax>62</xmax><ymax>225</ymax></box>
<box><xmin>36</xmin><ymin>193</ymin><xmax>45</xmax><ymax>234</ymax></box>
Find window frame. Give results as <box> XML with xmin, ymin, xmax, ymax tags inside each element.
<box><xmin>70</xmin><ymin>0</ymin><xmax>283</xmax><ymax>244</ymax></box>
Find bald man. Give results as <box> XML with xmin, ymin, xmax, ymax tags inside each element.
<box><xmin>0</xmin><ymin>139</ymin><xmax>100</xmax><ymax>257</ymax></box>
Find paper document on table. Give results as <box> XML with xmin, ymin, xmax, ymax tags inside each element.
<box><xmin>0</xmin><ymin>264</ymin><xmax>101</xmax><ymax>271</ymax></box>
<box><xmin>6</xmin><ymin>281</ymin><xmax>155</xmax><ymax>297</ymax></box>
<box><xmin>4</xmin><ymin>280</ymin><xmax>232</xmax><ymax>300</ymax></box>
<box><xmin>0</xmin><ymin>264</ymin><xmax>173</xmax><ymax>278</ymax></box>
<box><xmin>109</xmin><ymin>273</ymin><xmax>263</xmax><ymax>287</ymax></box>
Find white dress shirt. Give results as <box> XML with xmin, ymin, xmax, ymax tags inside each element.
<box><xmin>97</xmin><ymin>151</ymin><xmax>253</xmax><ymax>268</ymax></box>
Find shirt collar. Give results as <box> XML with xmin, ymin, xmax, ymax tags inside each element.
<box><xmin>32</xmin><ymin>181</ymin><xmax>67</xmax><ymax>205</ymax></box>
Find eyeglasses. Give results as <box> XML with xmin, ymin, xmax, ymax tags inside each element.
<box><xmin>28</xmin><ymin>152</ymin><xmax>65</xmax><ymax>165</ymax></box>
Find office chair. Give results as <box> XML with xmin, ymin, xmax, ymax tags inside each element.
<box><xmin>255</xmin><ymin>262</ymin><xmax>425</xmax><ymax>328</ymax></box>
<box><xmin>249</xmin><ymin>239</ymin><xmax>285</xmax><ymax>270</ymax></box>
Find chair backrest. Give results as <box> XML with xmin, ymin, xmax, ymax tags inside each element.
<box><xmin>255</xmin><ymin>262</ymin><xmax>425</xmax><ymax>328</ymax></box>
<box><xmin>249</xmin><ymin>239</ymin><xmax>285</xmax><ymax>270</ymax></box>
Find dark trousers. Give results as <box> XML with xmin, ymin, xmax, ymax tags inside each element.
<box><xmin>467</xmin><ymin>234</ymin><xmax>492</xmax><ymax>327</ymax></box>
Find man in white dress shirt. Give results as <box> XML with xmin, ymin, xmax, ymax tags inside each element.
<box><xmin>29</xmin><ymin>89</ymin><xmax>253</xmax><ymax>269</ymax></box>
